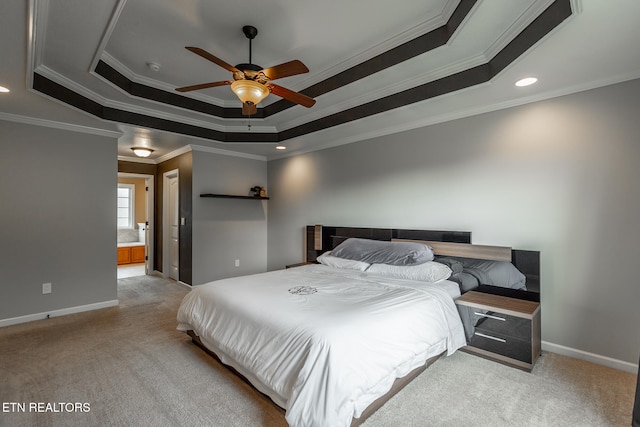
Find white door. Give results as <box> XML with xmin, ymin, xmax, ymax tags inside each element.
<box><xmin>168</xmin><ymin>175</ymin><xmax>179</xmax><ymax>280</ymax></box>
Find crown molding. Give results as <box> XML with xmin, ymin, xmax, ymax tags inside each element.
<box><xmin>272</xmin><ymin>69</ymin><xmax>640</xmax><ymax>161</ymax></box>
<box><xmin>118</xmin><ymin>143</ymin><xmax>267</xmax><ymax>164</ymax></box>
<box><xmin>36</xmin><ymin>65</ymin><xmax>278</xmax><ymax>134</ymax></box>
<box><xmin>99</xmin><ymin>52</ymin><xmax>231</xmax><ymax>108</ymax></box>
<box><xmin>89</xmin><ymin>0</ymin><xmax>127</xmax><ymax>73</ymax></box>
<box><xmin>482</xmin><ymin>0</ymin><xmax>557</xmax><ymax>61</ymax></box>
<box><xmin>291</xmin><ymin>3</ymin><xmax>452</xmax><ymax>92</ymax></box>
<box><xmin>0</xmin><ymin>112</ymin><xmax>122</xmax><ymax>138</ymax></box>
<box><xmin>117</xmin><ymin>155</ymin><xmax>156</xmax><ymax>164</ymax></box>
<box><xmin>189</xmin><ymin>144</ymin><xmax>267</xmax><ymax>162</ymax></box>
<box><xmin>276</xmin><ymin>53</ymin><xmax>487</xmax><ymax>133</ymax></box>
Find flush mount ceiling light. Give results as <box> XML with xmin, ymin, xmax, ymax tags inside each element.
<box><xmin>515</xmin><ymin>77</ymin><xmax>538</xmax><ymax>87</ymax></box>
<box><xmin>275</xmin><ymin>145</ymin><xmax>286</xmax><ymax>150</ymax></box>
<box><xmin>131</xmin><ymin>147</ymin><xmax>154</xmax><ymax>157</ymax></box>
<box><xmin>0</xmin><ymin>85</ymin><xmax>10</xmax><ymax>93</ymax></box>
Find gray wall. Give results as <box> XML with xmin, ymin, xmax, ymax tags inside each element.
<box><xmin>191</xmin><ymin>150</ymin><xmax>268</xmax><ymax>284</ymax></box>
<box><xmin>0</xmin><ymin>121</ymin><xmax>117</xmax><ymax>321</ymax></box>
<box><xmin>267</xmin><ymin>79</ymin><xmax>640</xmax><ymax>366</ymax></box>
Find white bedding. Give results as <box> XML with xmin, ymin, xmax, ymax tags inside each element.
<box><xmin>177</xmin><ymin>264</ymin><xmax>466</xmax><ymax>427</ymax></box>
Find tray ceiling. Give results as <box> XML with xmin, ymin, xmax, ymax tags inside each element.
<box><xmin>1</xmin><ymin>0</ymin><xmax>639</xmax><ymax>160</ymax></box>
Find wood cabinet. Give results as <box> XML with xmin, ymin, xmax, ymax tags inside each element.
<box><xmin>131</xmin><ymin>245</ymin><xmax>145</xmax><ymax>263</ymax></box>
<box><xmin>117</xmin><ymin>245</ymin><xmax>145</xmax><ymax>265</ymax></box>
<box><xmin>455</xmin><ymin>291</ymin><xmax>541</xmax><ymax>371</ymax></box>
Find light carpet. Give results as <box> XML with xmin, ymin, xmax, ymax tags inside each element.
<box><xmin>0</xmin><ymin>275</ymin><xmax>635</xmax><ymax>426</ymax></box>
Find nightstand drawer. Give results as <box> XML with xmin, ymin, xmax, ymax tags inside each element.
<box><xmin>469</xmin><ymin>328</ymin><xmax>533</xmax><ymax>363</ymax></box>
<box><xmin>473</xmin><ymin>311</ymin><xmax>531</xmax><ymax>341</ymax></box>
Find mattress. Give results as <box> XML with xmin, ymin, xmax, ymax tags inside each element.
<box><xmin>177</xmin><ymin>264</ymin><xmax>466</xmax><ymax>427</ymax></box>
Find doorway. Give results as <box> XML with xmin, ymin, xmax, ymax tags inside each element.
<box><xmin>163</xmin><ymin>170</ymin><xmax>179</xmax><ymax>281</ymax></box>
<box><xmin>117</xmin><ymin>173</ymin><xmax>154</xmax><ymax>278</ymax></box>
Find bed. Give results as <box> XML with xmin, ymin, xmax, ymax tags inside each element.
<box><xmin>176</xmin><ymin>226</ymin><xmax>539</xmax><ymax>426</ymax></box>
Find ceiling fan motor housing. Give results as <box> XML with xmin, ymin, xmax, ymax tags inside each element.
<box><xmin>235</xmin><ymin>63</ymin><xmax>263</xmax><ymax>73</ymax></box>
<box><xmin>242</xmin><ymin>25</ymin><xmax>258</xmax><ymax>40</ymax></box>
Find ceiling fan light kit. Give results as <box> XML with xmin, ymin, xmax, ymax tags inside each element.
<box><xmin>176</xmin><ymin>25</ymin><xmax>315</xmax><ymax>115</ymax></box>
<box><xmin>231</xmin><ymin>80</ymin><xmax>269</xmax><ymax>106</ymax></box>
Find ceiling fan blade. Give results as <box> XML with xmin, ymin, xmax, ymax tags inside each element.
<box><xmin>261</xmin><ymin>60</ymin><xmax>309</xmax><ymax>81</ymax></box>
<box><xmin>175</xmin><ymin>81</ymin><xmax>232</xmax><ymax>92</ymax></box>
<box><xmin>268</xmin><ymin>84</ymin><xmax>316</xmax><ymax>108</ymax></box>
<box><xmin>242</xmin><ymin>102</ymin><xmax>257</xmax><ymax>116</ymax></box>
<box><xmin>185</xmin><ymin>47</ymin><xmax>239</xmax><ymax>73</ymax></box>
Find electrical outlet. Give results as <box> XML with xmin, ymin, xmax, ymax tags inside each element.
<box><xmin>42</xmin><ymin>282</ymin><xmax>52</xmax><ymax>294</ymax></box>
<box><xmin>235</xmin><ymin>259</ymin><xmax>240</xmax><ymax>267</ymax></box>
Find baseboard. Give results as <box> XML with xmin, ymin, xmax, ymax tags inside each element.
<box><xmin>543</xmin><ymin>341</ymin><xmax>639</xmax><ymax>374</ymax></box>
<box><xmin>177</xmin><ymin>280</ymin><xmax>192</xmax><ymax>289</ymax></box>
<box><xmin>0</xmin><ymin>300</ymin><xmax>119</xmax><ymax>328</ymax></box>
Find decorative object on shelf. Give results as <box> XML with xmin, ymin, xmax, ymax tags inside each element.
<box><xmin>250</xmin><ymin>186</ymin><xmax>266</xmax><ymax>198</ymax></box>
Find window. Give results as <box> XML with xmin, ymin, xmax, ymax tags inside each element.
<box><xmin>117</xmin><ymin>184</ymin><xmax>135</xmax><ymax>229</ymax></box>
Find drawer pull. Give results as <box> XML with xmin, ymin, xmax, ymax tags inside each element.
<box><xmin>475</xmin><ymin>332</ymin><xmax>506</xmax><ymax>343</ymax></box>
<box><xmin>474</xmin><ymin>312</ymin><xmax>505</xmax><ymax>321</ymax></box>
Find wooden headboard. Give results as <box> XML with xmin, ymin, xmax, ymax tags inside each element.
<box><xmin>305</xmin><ymin>225</ymin><xmax>540</xmax><ymax>300</ymax></box>
<box><xmin>393</xmin><ymin>239</ymin><xmax>512</xmax><ymax>261</ymax></box>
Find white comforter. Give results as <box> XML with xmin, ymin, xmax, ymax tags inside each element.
<box><xmin>177</xmin><ymin>264</ymin><xmax>466</xmax><ymax>427</ymax></box>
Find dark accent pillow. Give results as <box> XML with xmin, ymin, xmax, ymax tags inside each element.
<box><xmin>331</xmin><ymin>238</ymin><xmax>434</xmax><ymax>266</ymax></box>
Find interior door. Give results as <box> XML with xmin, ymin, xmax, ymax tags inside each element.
<box><xmin>168</xmin><ymin>175</ymin><xmax>179</xmax><ymax>281</ymax></box>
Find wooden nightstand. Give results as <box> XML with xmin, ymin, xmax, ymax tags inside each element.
<box><xmin>455</xmin><ymin>291</ymin><xmax>541</xmax><ymax>371</ymax></box>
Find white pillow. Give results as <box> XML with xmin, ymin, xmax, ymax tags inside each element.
<box><xmin>366</xmin><ymin>261</ymin><xmax>452</xmax><ymax>282</ymax></box>
<box><xmin>316</xmin><ymin>251</ymin><xmax>370</xmax><ymax>271</ymax></box>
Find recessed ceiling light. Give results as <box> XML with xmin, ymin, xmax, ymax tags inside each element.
<box><xmin>0</xmin><ymin>86</ymin><xmax>10</xmax><ymax>93</ymax></box>
<box><xmin>276</xmin><ymin>145</ymin><xmax>286</xmax><ymax>150</ymax></box>
<box><xmin>515</xmin><ymin>77</ymin><xmax>538</xmax><ymax>87</ymax></box>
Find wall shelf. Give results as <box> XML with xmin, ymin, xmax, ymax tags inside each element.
<box><xmin>200</xmin><ymin>193</ymin><xmax>269</xmax><ymax>200</ymax></box>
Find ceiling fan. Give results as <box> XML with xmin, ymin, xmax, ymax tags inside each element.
<box><xmin>176</xmin><ymin>25</ymin><xmax>316</xmax><ymax>116</ymax></box>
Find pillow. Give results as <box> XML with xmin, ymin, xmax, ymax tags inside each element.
<box><xmin>316</xmin><ymin>251</ymin><xmax>370</xmax><ymax>271</ymax></box>
<box><xmin>366</xmin><ymin>261</ymin><xmax>452</xmax><ymax>283</ymax></box>
<box><xmin>330</xmin><ymin>238</ymin><xmax>434</xmax><ymax>266</ymax></box>
<box><xmin>457</xmin><ymin>258</ymin><xmax>526</xmax><ymax>290</ymax></box>
<box><xmin>447</xmin><ymin>272</ymin><xmax>480</xmax><ymax>293</ymax></box>
<box><xmin>434</xmin><ymin>257</ymin><xmax>464</xmax><ymax>274</ymax></box>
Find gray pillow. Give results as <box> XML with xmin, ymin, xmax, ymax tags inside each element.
<box><xmin>454</xmin><ymin>257</ymin><xmax>526</xmax><ymax>290</ymax></box>
<box><xmin>331</xmin><ymin>238</ymin><xmax>434</xmax><ymax>266</ymax></box>
<box><xmin>434</xmin><ymin>257</ymin><xmax>464</xmax><ymax>274</ymax></box>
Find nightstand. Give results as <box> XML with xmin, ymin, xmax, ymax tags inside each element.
<box><xmin>455</xmin><ymin>291</ymin><xmax>541</xmax><ymax>371</ymax></box>
<box><xmin>285</xmin><ymin>261</ymin><xmax>316</xmax><ymax>269</ymax></box>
